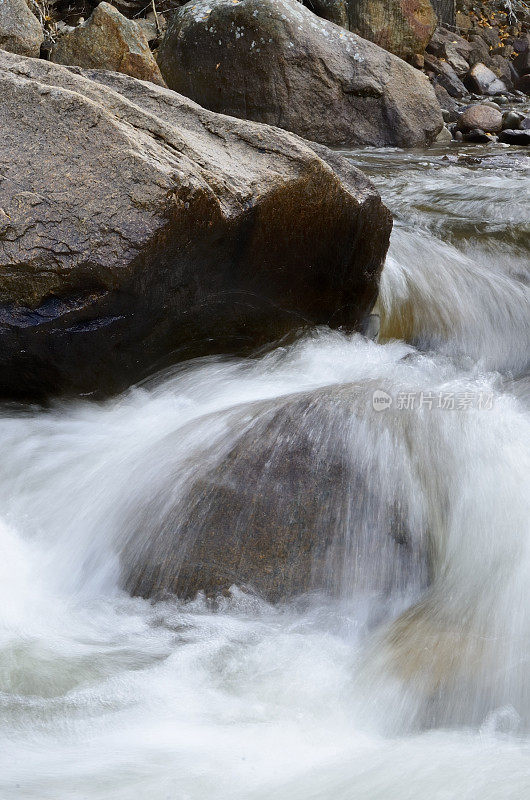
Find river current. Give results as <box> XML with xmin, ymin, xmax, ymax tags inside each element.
<box><xmin>0</xmin><ymin>143</ymin><xmax>529</xmax><ymax>799</ymax></box>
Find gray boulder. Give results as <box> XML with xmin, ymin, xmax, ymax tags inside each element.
<box><xmin>424</xmin><ymin>54</ymin><xmax>467</xmax><ymax>97</ymax></box>
<box><xmin>157</xmin><ymin>0</ymin><xmax>443</xmax><ymax>148</ymax></box>
<box><xmin>426</xmin><ymin>26</ymin><xmax>473</xmax><ymax>68</ymax></box>
<box><xmin>464</xmin><ymin>63</ymin><xmax>507</xmax><ymax>96</ymax></box>
<box><xmin>0</xmin><ymin>50</ymin><xmax>391</xmax><ymax>400</ymax></box>
<box><xmin>0</xmin><ymin>0</ymin><xmax>43</xmax><ymax>57</ymax></box>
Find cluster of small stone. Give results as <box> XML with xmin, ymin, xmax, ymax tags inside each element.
<box><xmin>420</xmin><ymin>1</ymin><xmax>530</xmax><ymax>145</ymax></box>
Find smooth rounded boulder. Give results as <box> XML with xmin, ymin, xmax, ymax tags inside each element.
<box><xmin>122</xmin><ymin>386</ymin><xmax>429</xmax><ymax>603</ymax></box>
<box><xmin>456</xmin><ymin>105</ymin><xmax>503</xmax><ymax>134</ymax></box>
<box><xmin>157</xmin><ymin>0</ymin><xmax>443</xmax><ymax>148</ymax></box>
<box><xmin>0</xmin><ymin>50</ymin><xmax>392</xmax><ymax>400</ymax></box>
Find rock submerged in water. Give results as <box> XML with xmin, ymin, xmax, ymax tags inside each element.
<box><xmin>157</xmin><ymin>0</ymin><xmax>443</xmax><ymax>148</ymax></box>
<box><xmin>122</xmin><ymin>387</ymin><xmax>429</xmax><ymax>603</ymax></box>
<box><xmin>0</xmin><ymin>50</ymin><xmax>392</xmax><ymax>400</ymax></box>
<box><xmin>50</xmin><ymin>2</ymin><xmax>166</xmax><ymax>87</ymax></box>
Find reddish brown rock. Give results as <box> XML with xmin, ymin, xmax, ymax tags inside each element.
<box><xmin>456</xmin><ymin>104</ymin><xmax>503</xmax><ymax>134</ymax></box>
<box><xmin>346</xmin><ymin>0</ymin><xmax>437</xmax><ymax>62</ymax></box>
<box><xmin>303</xmin><ymin>0</ymin><xmax>437</xmax><ymax>61</ymax></box>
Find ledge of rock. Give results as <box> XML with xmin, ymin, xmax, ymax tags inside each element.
<box><xmin>157</xmin><ymin>0</ymin><xmax>443</xmax><ymax>148</ymax></box>
<box><xmin>0</xmin><ymin>50</ymin><xmax>392</xmax><ymax>400</ymax></box>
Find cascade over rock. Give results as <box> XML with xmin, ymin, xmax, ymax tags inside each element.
<box><xmin>123</xmin><ymin>386</ymin><xmax>429</xmax><ymax>603</ymax></box>
<box><xmin>157</xmin><ymin>0</ymin><xmax>443</xmax><ymax>148</ymax></box>
<box><xmin>0</xmin><ymin>50</ymin><xmax>392</xmax><ymax>400</ymax></box>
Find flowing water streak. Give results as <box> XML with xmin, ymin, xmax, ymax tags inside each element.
<box><xmin>0</xmin><ymin>145</ymin><xmax>528</xmax><ymax>799</ymax></box>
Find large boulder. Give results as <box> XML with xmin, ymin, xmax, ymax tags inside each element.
<box><xmin>157</xmin><ymin>0</ymin><xmax>443</xmax><ymax>148</ymax></box>
<box><xmin>302</xmin><ymin>0</ymin><xmax>437</xmax><ymax>61</ymax></box>
<box><xmin>0</xmin><ymin>0</ymin><xmax>43</xmax><ymax>57</ymax></box>
<box><xmin>0</xmin><ymin>50</ymin><xmax>392</xmax><ymax>400</ymax></box>
<box><xmin>122</xmin><ymin>386</ymin><xmax>429</xmax><ymax>603</ymax></box>
<box><xmin>50</xmin><ymin>2</ymin><xmax>166</xmax><ymax>87</ymax></box>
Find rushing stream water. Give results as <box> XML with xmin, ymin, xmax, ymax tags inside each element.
<box><xmin>0</xmin><ymin>144</ymin><xmax>529</xmax><ymax>799</ymax></box>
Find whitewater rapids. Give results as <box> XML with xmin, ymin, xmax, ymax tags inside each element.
<box><xmin>0</xmin><ymin>144</ymin><xmax>529</xmax><ymax>799</ymax></box>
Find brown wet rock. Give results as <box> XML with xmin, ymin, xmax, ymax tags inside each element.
<box><xmin>456</xmin><ymin>104</ymin><xmax>503</xmax><ymax>133</ymax></box>
<box><xmin>0</xmin><ymin>50</ymin><xmax>391</xmax><ymax>400</ymax></box>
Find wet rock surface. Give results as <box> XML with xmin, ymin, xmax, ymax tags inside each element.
<box><xmin>123</xmin><ymin>387</ymin><xmax>429</xmax><ymax>603</ymax></box>
<box><xmin>499</xmin><ymin>128</ymin><xmax>530</xmax><ymax>144</ymax></box>
<box><xmin>456</xmin><ymin>103</ymin><xmax>503</xmax><ymax>132</ymax></box>
<box><xmin>0</xmin><ymin>50</ymin><xmax>391</xmax><ymax>400</ymax></box>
